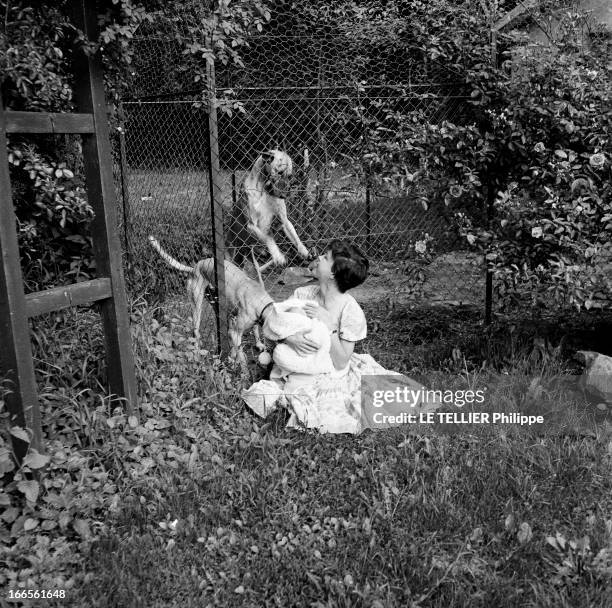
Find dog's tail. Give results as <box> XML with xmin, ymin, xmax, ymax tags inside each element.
<box><xmin>148</xmin><ymin>236</ymin><xmax>194</xmax><ymax>274</ymax></box>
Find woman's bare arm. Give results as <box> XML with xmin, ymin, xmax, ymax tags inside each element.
<box><xmin>329</xmin><ymin>333</ymin><xmax>354</xmax><ymax>370</ymax></box>
<box><xmin>302</xmin><ymin>302</ymin><xmax>355</xmax><ymax>369</ymax></box>
<box><xmin>281</xmin><ymin>331</ymin><xmax>319</xmax><ymax>355</ymax></box>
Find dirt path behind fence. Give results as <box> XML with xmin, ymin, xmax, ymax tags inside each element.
<box><xmin>269</xmin><ymin>251</ymin><xmax>485</xmax><ymax>308</ymax></box>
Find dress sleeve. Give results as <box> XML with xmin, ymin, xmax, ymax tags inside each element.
<box><xmin>339</xmin><ymin>297</ymin><xmax>367</xmax><ymax>342</ymax></box>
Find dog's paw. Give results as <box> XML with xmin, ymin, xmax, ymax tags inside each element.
<box><xmin>272</xmin><ymin>252</ymin><xmax>287</xmax><ymax>266</ymax></box>
<box><xmin>298</xmin><ymin>245</ymin><xmax>310</xmax><ymax>259</ymax></box>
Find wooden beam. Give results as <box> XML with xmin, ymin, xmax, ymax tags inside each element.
<box><xmin>25</xmin><ymin>278</ymin><xmax>112</xmax><ymax>318</ymax></box>
<box><xmin>71</xmin><ymin>0</ymin><xmax>137</xmax><ymax>412</ymax></box>
<box><xmin>4</xmin><ymin>111</ymin><xmax>95</xmax><ymax>134</ymax></box>
<box><xmin>492</xmin><ymin>0</ymin><xmax>538</xmax><ymax>32</ymax></box>
<box><xmin>0</xmin><ymin>100</ymin><xmax>43</xmax><ymax>459</ymax></box>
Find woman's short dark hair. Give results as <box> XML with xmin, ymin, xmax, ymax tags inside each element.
<box><xmin>327</xmin><ymin>239</ymin><xmax>369</xmax><ymax>293</ymax></box>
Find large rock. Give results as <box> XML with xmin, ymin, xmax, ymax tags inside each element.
<box><xmin>575</xmin><ymin>351</ymin><xmax>612</xmax><ymax>404</ymax></box>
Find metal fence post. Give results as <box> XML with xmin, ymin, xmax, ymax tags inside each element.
<box><xmin>365</xmin><ymin>182</ymin><xmax>372</xmax><ymax>250</ymax></box>
<box><xmin>485</xmin><ymin>26</ymin><xmax>498</xmax><ymax>326</ymax></box>
<box><xmin>206</xmin><ymin>59</ymin><xmax>230</xmax><ymax>357</ymax></box>
<box><xmin>484</xmin><ymin>183</ymin><xmax>494</xmax><ymax>326</ymax></box>
<box><xmin>231</xmin><ymin>171</ymin><xmax>237</xmax><ymax>207</ymax></box>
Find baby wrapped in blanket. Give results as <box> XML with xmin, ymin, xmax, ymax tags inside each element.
<box><xmin>262</xmin><ymin>298</ymin><xmax>335</xmax><ymax>376</ymax></box>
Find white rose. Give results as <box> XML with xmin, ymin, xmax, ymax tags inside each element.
<box><xmin>589</xmin><ymin>153</ymin><xmax>606</xmax><ymax>169</ymax></box>
<box><xmin>531</xmin><ymin>227</ymin><xmax>543</xmax><ymax>238</ymax></box>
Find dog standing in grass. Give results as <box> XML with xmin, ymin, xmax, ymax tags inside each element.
<box><xmin>227</xmin><ymin>149</ymin><xmax>311</xmax><ymax>277</ymax></box>
<box><xmin>148</xmin><ymin>236</ymin><xmax>275</xmax><ymax>372</ymax></box>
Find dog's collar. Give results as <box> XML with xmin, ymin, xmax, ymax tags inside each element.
<box><xmin>257</xmin><ymin>300</ymin><xmax>274</xmax><ymax>326</ymax></box>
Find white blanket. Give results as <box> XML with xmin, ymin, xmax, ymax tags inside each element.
<box><xmin>262</xmin><ymin>299</ymin><xmax>334</xmax><ymax>375</ymax></box>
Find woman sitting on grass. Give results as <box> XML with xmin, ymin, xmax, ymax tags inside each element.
<box><xmin>242</xmin><ymin>239</ymin><xmax>436</xmax><ymax>433</ymax></box>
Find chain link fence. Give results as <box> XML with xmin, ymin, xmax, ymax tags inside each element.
<box><xmin>115</xmin><ymin>4</ymin><xmax>485</xmax><ymax>355</ymax></box>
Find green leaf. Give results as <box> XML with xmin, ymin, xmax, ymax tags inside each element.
<box><xmin>59</xmin><ymin>513</ymin><xmax>72</xmax><ymax>530</ymax></box>
<box><xmin>23</xmin><ymin>450</ymin><xmax>50</xmax><ymax>470</ymax></box>
<box><xmin>9</xmin><ymin>426</ymin><xmax>30</xmax><ymax>443</ymax></box>
<box><xmin>73</xmin><ymin>518</ymin><xmax>91</xmax><ymax>539</ymax></box>
<box><xmin>2</xmin><ymin>506</ymin><xmax>19</xmax><ymax>523</ymax></box>
<box><xmin>17</xmin><ymin>480</ymin><xmax>40</xmax><ymax>503</ymax></box>
<box><xmin>0</xmin><ymin>448</ymin><xmax>15</xmax><ymax>475</ymax></box>
<box><xmin>23</xmin><ymin>518</ymin><xmax>39</xmax><ymax>531</ymax></box>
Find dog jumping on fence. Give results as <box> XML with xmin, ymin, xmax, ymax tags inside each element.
<box><xmin>227</xmin><ymin>149</ymin><xmax>311</xmax><ymax>280</ymax></box>
<box><xmin>148</xmin><ymin>235</ymin><xmax>276</xmax><ymax>371</ymax></box>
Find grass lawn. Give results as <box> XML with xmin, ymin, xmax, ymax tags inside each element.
<box><xmin>2</xmin><ymin>301</ymin><xmax>611</xmax><ymax>607</ymax></box>
<box><xmin>80</xmin><ymin>423</ymin><xmax>612</xmax><ymax>608</ymax></box>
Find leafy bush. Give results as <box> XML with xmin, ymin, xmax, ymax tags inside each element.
<box><xmin>398</xmin><ymin>5</ymin><xmax>612</xmax><ymax>311</ymax></box>
<box><xmin>1</xmin><ymin>1</ymin><xmax>145</xmax><ymax>289</ymax></box>
<box><xmin>7</xmin><ymin>143</ymin><xmax>95</xmax><ymax>289</ymax></box>
<box><xmin>334</xmin><ymin>2</ymin><xmax>611</xmax><ymax>311</ymax></box>
<box><xmin>1</xmin><ymin>0</ymin><xmax>269</xmax><ymax>290</ymax></box>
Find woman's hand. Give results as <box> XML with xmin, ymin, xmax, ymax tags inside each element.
<box><xmin>282</xmin><ymin>331</ymin><xmax>319</xmax><ymax>355</ymax></box>
<box><xmin>303</xmin><ymin>302</ymin><xmax>335</xmax><ymax>330</ymax></box>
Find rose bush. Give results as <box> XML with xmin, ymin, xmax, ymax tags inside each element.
<box><xmin>401</xmin><ymin>6</ymin><xmax>612</xmax><ymax>311</ymax></box>
<box><xmin>342</xmin><ymin>2</ymin><xmax>610</xmax><ymax>311</ymax></box>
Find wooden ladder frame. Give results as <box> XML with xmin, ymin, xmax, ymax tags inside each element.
<box><xmin>0</xmin><ymin>1</ymin><xmax>137</xmax><ymax>460</ymax></box>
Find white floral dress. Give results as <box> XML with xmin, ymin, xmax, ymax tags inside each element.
<box><xmin>242</xmin><ymin>285</ymin><xmax>408</xmax><ymax>434</ymax></box>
